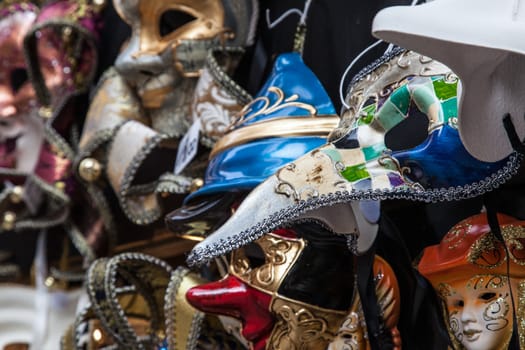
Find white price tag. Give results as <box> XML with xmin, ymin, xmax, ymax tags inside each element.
<box><xmin>174</xmin><ymin>119</ymin><xmax>201</xmax><ymax>175</ymax></box>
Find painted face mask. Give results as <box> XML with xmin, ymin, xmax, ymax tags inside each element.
<box><xmin>113</xmin><ymin>0</ymin><xmax>258</xmax><ymax>134</ymax></box>
<box><xmin>187</xmin><ymin>48</ymin><xmax>520</xmax><ymax>266</ymax></box>
<box><xmin>186</xmin><ymin>225</ymin><xmax>401</xmax><ymax>350</ymax></box>
<box><xmin>418</xmin><ymin>212</ymin><xmax>525</xmax><ymax>350</ymax></box>
<box><xmin>166</xmin><ymin>52</ymin><xmax>339</xmax><ymax>239</ymax></box>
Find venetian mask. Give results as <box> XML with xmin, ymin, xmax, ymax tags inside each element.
<box><xmin>187</xmin><ymin>225</ymin><xmax>402</xmax><ymax>350</ymax></box>
<box><xmin>113</xmin><ymin>0</ymin><xmax>257</xmax><ymax>133</ymax></box>
<box><xmin>166</xmin><ymin>52</ymin><xmax>339</xmax><ymax>239</ymax></box>
<box><xmin>0</xmin><ymin>0</ymin><xmax>100</xmax><ymax>179</ymax></box>
<box><xmin>0</xmin><ymin>3</ymin><xmax>42</xmax><ymax>173</ymax></box>
<box><xmin>418</xmin><ymin>212</ymin><xmax>525</xmax><ymax>350</ymax></box>
<box><xmin>187</xmin><ymin>48</ymin><xmax>519</xmax><ymax>266</ymax></box>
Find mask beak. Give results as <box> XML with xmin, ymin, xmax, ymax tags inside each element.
<box><xmin>188</xmin><ymin>176</ymin><xmax>291</xmax><ymax>265</ymax></box>
<box><xmin>187</xmin><ymin>174</ymin><xmax>379</xmax><ymax>266</ymax></box>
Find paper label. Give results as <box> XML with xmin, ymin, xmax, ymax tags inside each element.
<box><xmin>174</xmin><ymin>119</ymin><xmax>201</xmax><ymax>175</ymax></box>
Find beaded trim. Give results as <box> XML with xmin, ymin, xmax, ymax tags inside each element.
<box><xmin>87</xmin><ymin>253</ymin><xmax>172</xmax><ymax>349</ymax></box>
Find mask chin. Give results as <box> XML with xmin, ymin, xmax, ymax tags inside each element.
<box><xmin>296</xmin><ymin>201</ymin><xmax>379</xmax><ymax>255</ymax></box>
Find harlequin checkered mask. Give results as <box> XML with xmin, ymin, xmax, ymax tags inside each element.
<box><xmin>187</xmin><ymin>48</ymin><xmax>520</xmax><ymax>266</ymax></box>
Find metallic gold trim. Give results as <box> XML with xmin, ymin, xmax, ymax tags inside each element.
<box><xmin>165</xmin><ymin>266</ymin><xmax>206</xmax><ymax>350</ymax></box>
<box><xmin>328</xmin><ymin>292</ymin><xmax>368</xmax><ymax>350</ymax></box>
<box><xmin>229</xmin><ymin>87</ymin><xmax>318</xmax><ymax>129</ymax></box>
<box><xmin>210</xmin><ymin>115</ymin><xmax>339</xmax><ymax>158</ymax></box>
<box><xmin>519</xmin><ymin>281</ymin><xmax>525</xmax><ymax>349</ymax></box>
<box><xmin>230</xmin><ymin>232</ymin><xmax>305</xmax><ymax>293</ymax></box>
<box><xmin>268</xmin><ymin>296</ymin><xmax>347</xmax><ymax>350</ymax></box>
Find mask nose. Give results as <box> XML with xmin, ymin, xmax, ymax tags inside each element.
<box><xmin>186</xmin><ymin>275</ymin><xmax>274</xmax><ymax>342</ymax></box>
<box><xmin>114</xmin><ymin>37</ymin><xmax>170</xmax><ymax>86</ymax></box>
<box><xmin>459</xmin><ymin>302</ymin><xmax>477</xmax><ymax>324</ymax></box>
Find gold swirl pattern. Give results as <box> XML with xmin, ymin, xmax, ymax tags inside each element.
<box><xmin>443</xmin><ymin>221</ymin><xmax>472</xmax><ymax>250</ymax></box>
<box><xmin>230</xmin><ymin>233</ymin><xmax>304</xmax><ymax>292</ymax></box>
<box><xmin>268</xmin><ymin>297</ymin><xmax>347</xmax><ymax>350</ymax></box>
<box><xmin>468</xmin><ymin>225</ymin><xmax>525</xmax><ymax>269</ymax></box>
<box><xmin>227</xmin><ymin>87</ymin><xmax>317</xmax><ymax>131</ymax></box>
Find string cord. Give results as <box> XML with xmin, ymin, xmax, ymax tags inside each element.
<box><xmin>338</xmin><ymin>0</ymin><xmax>420</xmax><ymax>109</ymax></box>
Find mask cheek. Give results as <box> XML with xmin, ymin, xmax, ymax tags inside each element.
<box><xmin>448</xmin><ymin>311</ymin><xmax>463</xmax><ymax>342</ymax></box>
<box><xmin>483</xmin><ymin>297</ymin><xmax>511</xmax><ymax>332</ymax></box>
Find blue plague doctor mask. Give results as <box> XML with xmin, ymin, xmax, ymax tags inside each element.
<box><xmin>166</xmin><ymin>52</ymin><xmax>339</xmax><ymax>239</ymax></box>
<box><xmin>187</xmin><ymin>48</ymin><xmax>521</xmax><ymax>266</ymax></box>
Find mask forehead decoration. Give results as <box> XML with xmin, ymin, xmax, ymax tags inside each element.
<box><xmin>187</xmin><ymin>48</ymin><xmax>520</xmax><ymax>266</ymax></box>
<box><xmin>166</xmin><ymin>52</ymin><xmax>339</xmax><ymax>239</ymax></box>
<box><xmin>418</xmin><ymin>212</ymin><xmax>525</xmax><ymax>350</ymax></box>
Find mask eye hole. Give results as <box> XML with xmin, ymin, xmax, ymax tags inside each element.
<box><xmin>243</xmin><ymin>242</ymin><xmax>265</xmax><ymax>268</ymax></box>
<box><xmin>10</xmin><ymin>68</ymin><xmax>29</xmax><ymax>94</ymax></box>
<box><xmin>453</xmin><ymin>299</ymin><xmax>464</xmax><ymax>308</ymax></box>
<box><xmin>159</xmin><ymin>10</ymin><xmax>196</xmax><ymax>37</ymax></box>
<box><xmin>384</xmin><ymin>107</ymin><xmax>429</xmax><ymax>151</ymax></box>
<box><xmin>479</xmin><ymin>292</ymin><xmax>497</xmax><ymax>301</ymax></box>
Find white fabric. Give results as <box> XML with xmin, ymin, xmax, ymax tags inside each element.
<box><xmin>0</xmin><ymin>285</ymin><xmax>81</xmax><ymax>350</ymax></box>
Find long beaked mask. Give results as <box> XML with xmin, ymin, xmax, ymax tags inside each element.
<box><xmin>166</xmin><ymin>52</ymin><xmax>339</xmax><ymax>239</ymax></box>
<box><xmin>187</xmin><ymin>48</ymin><xmax>520</xmax><ymax>267</ymax></box>
<box><xmin>113</xmin><ymin>0</ymin><xmax>258</xmax><ymax>133</ymax></box>
<box><xmin>418</xmin><ymin>213</ymin><xmax>525</xmax><ymax>350</ymax></box>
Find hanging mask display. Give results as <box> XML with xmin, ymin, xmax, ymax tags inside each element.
<box><xmin>61</xmin><ymin>253</ymin><xmax>245</xmax><ymax>350</ymax></box>
<box><xmin>166</xmin><ymin>46</ymin><xmax>401</xmax><ymax>348</ymax></box>
<box><xmin>418</xmin><ymin>212</ymin><xmax>525</xmax><ymax>350</ymax></box>
<box><xmin>0</xmin><ymin>0</ymin><xmax>104</xmax><ymax>280</ymax></box>
<box><xmin>187</xmin><ymin>226</ymin><xmax>402</xmax><ymax>350</ymax></box>
<box><xmin>112</xmin><ymin>0</ymin><xmax>257</xmax><ymax>131</ymax></box>
<box><xmin>76</xmin><ymin>0</ymin><xmax>259</xmax><ymax>226</ymax></box>
<box><xmin>187</xmin><ymin>48</ymin><xmax>520</xmax><ymax>266</ymax></box>
<box><xmin>166</xmin><ymin>52</ymin><xmax>339</xmax><ymax>240</ymax></box>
